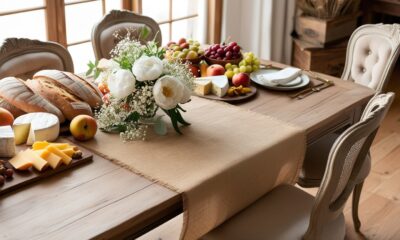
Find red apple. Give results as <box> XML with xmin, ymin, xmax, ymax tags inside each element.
<box><xmin>206</xmin><ymin>64</ymin><xmax>225</xmax><ymax>76</ymax></box>
<box><xmin>178</xmin><ymin>38</ymin><xmax>186</xmax><ymax>45</ymax></box>
<box><xmin>188</xmin><ymin>64</ymin><xmax>200</xmax><ymax>77</ymax></box>
<box><xmin>232</xmin><ymin>73</ymin><xmax>250</xmax><ymax>87</ymax></box>
<box><xmin>180</xmin><ymin>42</ymin><xmax>190</xmax><ymax>49</ymax></box>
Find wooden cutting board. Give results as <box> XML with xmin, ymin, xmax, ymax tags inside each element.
<box><xmin>0</xmin><ymin>142</ymin><xmax>93</xmax><ymax>196</ymax></box>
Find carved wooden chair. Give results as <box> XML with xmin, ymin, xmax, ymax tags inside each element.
<box><xmin>137</xmin><ymin>93</ymin><xmax>394</xmax><ymax>240</ymax></box>
<box><xmin>91</xmin><ymin>10</ymin><xmax>162</xmax><ymax>60</ymax></box>
<box><xmin>299</xmin><ymin>24</ymin><xmax>400</xmax><ymax>231</ymax></box>
<box><xmin>0</xmin><ymin>38</ymin><xmax>74</xmax><ymax>80</ymax></box>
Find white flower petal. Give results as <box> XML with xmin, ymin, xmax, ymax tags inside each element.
<box><xmin>153</xmin><ymin>75</ymin><xmax>185</xmax><ymax>110</ymax></box>
<box><xmin>180</xmin><ymin>85</ymin><xmax>191</xmax><ymax>104</ymax></box>
<box><xmin>108</xmin><ymin>69</ymin><xmax>136</xmax><ymax>99</ymax></box>
<box><xmin>132</xmin><ymin>56</ymin><xmax>163</xmax><ymax>81</ymax></box>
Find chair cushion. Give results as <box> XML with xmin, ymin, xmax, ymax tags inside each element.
<box><xmin>350</xmin><ymin>35</ymin><xmax>392</xmax><ymax>90</ymax></box>
<box><xmin>99</xmin><ymin>22</ymin><xmax>153</xmax><ymax>58</ymax></box>
<box><xmin>299</xmin><ymin>133</ymin><xmax>371</xmax><ymax>187</ymax></box>
<box><xmin>0</xmin><ymin>52</ymin><xmax>64</xmax><ymax>80</ymax></box>
<box><xmin>202</xmin><ymin>185</ymin><xmax>345</xmax><ymax>240</ymax></box>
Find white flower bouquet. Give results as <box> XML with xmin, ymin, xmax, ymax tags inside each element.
<box><xmin>88</xmin><ymin>36</ymin><xmax>194</xmax><ymax>141</ymax></box>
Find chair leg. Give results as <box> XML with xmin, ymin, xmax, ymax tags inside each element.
<box><xmin>352</xmin><ymin>181</ymin><xmax>364</xmax><ymax>232</ymax></box>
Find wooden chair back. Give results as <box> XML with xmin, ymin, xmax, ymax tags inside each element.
<box><xmin>342</xmin><ymin>24</ymin><xmax>400</xmax><ymax>92</ymax></box>
<box><xmin>91</xmin><ymin>10</ymin><xmax>162</xmax><ymax>60</ymax></box>
<box><xmin>0</xmin><ymin>38</ymin><xmax>74</xmax><ymax>80</ymax></box>
<box><xmin>304</xmin><ymin>92</ymin><xmax>395</xmax><ymax>239</ymax></box>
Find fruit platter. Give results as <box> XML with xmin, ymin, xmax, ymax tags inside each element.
<box><xmin>165</xmin><ymin>38</ymin><xmax>204</xmax><ymax>64</ymax></box>
<box><xmin>164</xmin><ymin>39</ymin><xmax>260</xmax><ymax>102</ymax></box>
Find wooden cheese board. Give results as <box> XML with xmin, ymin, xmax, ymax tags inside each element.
<box><xmin>0</xmin><ymin>141</ymin><xmax>93</xmax><ymax>196</ymax></box>
<box><xmin>196</xmin><ymin>85</ymin><xmax>257</xmax><ymax>103</ymax></box>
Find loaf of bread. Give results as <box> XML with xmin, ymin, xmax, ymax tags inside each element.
<box><xmin>0</xmin><ymin>77</ymin><xmax>65</xmax><ymax>122</ymax></box>
<box><xmin>33</xmin><ymin>70</ymin><xmax>102</xmax><ymax>108</ymax></box>
<box><xmin>26</xmin><ymin>77</ymin><xmax>93</xmax><ymax>121</ymax></box>
<box><xmin>0</xmin><ymin>96</ymin><xmax>25</xmax><ymax>117</ymax></box>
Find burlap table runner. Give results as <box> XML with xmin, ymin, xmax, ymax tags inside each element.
<box><xmin>78</xmin><ymin>97</ymin><xmax>306</xmax><ymax>239</ymax></box>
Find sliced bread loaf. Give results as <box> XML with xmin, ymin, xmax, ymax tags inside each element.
<box><xmin>0</xmin><ymin>77</ymin><xmax>65</xmax><ymax>122</ymax></box>
<box><xmin>0</xmin><ymin>96</ymin><xmax>25</xmax><ymax>117</ymax></box>
<box><xmin>26</xmin><ymin>77</ymin><xmax>93</xmax><ymax>121</ymax></box>
<box><xmin>33</xmin><ymin>70</ymin><xmax>102</xmax><ymax>108</ymax></box>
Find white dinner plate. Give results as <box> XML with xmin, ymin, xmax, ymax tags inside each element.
<box><xmin>250</xmin><ymin>69</ymin><xmax>310</xmax><ymax>91</ymax></box>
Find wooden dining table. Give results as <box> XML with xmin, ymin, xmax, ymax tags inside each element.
<box><xmin>0</xmin><ymin>60</ymin><xmax>375</xmax><ymax>240</ymax></box>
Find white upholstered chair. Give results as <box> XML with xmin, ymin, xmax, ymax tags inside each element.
<box><xmin>0</xmin><ymin>38</ymin><xmax>74</xmax><ymax>80</ymax></box>
<box><xmin>342</xmin><ymin>24</ymin><xmax>400</xmax><ymax>92</ymax></box>
<box><xmin>91</xmin><ymin>10</ymin><xmax>162</xmax><ymax>60</ymax></box>
<box><xmin>138</xmin><ymin>93</ymin><xmax>394</xmax><ymax>240</ymax></box>
<box><xmin>299</xmin><ymin>24</ymin><xmax>400</xmax><ymax>232</ymax></box>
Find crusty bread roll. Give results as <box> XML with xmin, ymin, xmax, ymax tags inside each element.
<box><xmin>64</xmin><ymin>72</ymin><xmax>103</xmax><ymax>99</ymax></box>
<box><xmin>26</xmin><ymin>78</ymin><xmax>93</xmax><ymax>121</ymax></box>
<box><xmin>33</xmin><ymin>70</ymin><xmax>102</xmax><ymax>108</ymax></box>
<box><xmin>0</xmin><ymin>96</ymin><xmax>25</xmax><ymax>117</ymax></box>
<box><xmin>0</xmin><ymin>77</ymin><xmax>65</xmax><ymax>122</ymax></box>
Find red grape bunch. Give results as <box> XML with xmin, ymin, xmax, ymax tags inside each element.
<box><xmin>205</xmin><ymin>42</ymin><xmax>242</xmax><ymax>61</ymax></box>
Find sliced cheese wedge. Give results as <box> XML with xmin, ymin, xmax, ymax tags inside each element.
<box><xmin>46</xmin><ymin>145</ymin><xmax>72</xmax><ymax>165</ymax></box>
<box><xmin>193</xmin><ymin>79</ymin><xmax>212</xmax><ymax>96</ymax></box>
<box><xmin>35</xmin><ymin>149</ymin><xmax>63</xmax><ymax>169</ymax></box>
<box><xmin>9</xmin><ymin>151</ymin><xmax>33</xmax><ymax>170</ymax></box>
<box><xmin>13</xmin><ymin>113</ymin><xmax>60</xmax><ymax>145</ymax></box>
<box><xmin>211</xmin><ymin>76</ymin><xmax>229</xmax><ymax>97</ymax></box>
<box><xmin>0</xmin><ymin>126</ymin><xmax>16</xmax><ymax>157</ymax></box>
<box><xmin>62</xmin><ymin>148</ymin><xmax>76</xmax><ymax>157</ymax></box>
<box><xmin>32</xmin><ymin>141</ymin><xmax>70</xmax><ymax>150</ymax></box>
<box><xmin>25</xmin><ymin>149</ymin><xmax>48</xmax><ymax>171</ymax></box>
<box><xmin>195</xmin><ymin>76</ymin><xmax>229</xmax><ymax>97</ymax></box>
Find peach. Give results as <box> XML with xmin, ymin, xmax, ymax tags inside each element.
<box><xmin>232</xmin><ymin>73</ymin><xmax>250</xmax><ymax>87</ymax></box>
<box><xmin>70</xmin><ymin>115</ymin><xmax>97</xmax><ymax>141</ymax></box>
<box><xmin>206</xmin><ymin>64</ymin><xmax>225</xmax><ymax>76</ymax></box>
<box><xmin>0</xmin><ymin>107</ymin><xmax>14</xmax><ymax>126</ymax></box>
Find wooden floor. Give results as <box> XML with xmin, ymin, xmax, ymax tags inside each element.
<box><xmin>303</xmin><ymin>65</ymin><xmax>400</xmax><ymax>240</ymax></box>
<box><xmin>139</xmin><ymin>66</ymin><xmax>400</xmax><ymax>240</ymax></box>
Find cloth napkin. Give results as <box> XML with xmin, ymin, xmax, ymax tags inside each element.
<box><xmin>258</xmin><ymin>67</ymin><xmax>302</xmax><ymax>86</ymax></box>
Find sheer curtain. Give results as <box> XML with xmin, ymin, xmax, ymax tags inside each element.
<box><xmin>221</xmin><ymin>0</ymin><xmax>296</xmax><ymax>64</ymax></box>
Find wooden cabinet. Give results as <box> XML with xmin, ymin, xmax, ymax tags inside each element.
<box><xmin>292</xmin><ymin>38</ymin><xmax>348</xmax><ymax>77</ymax></box>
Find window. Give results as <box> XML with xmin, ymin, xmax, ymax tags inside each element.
<box><xmin>64</xmin><ymin>0</ymin><xmax>123</xmax><ymax>73</ymax></box>
<box><xmin>0</xmin><ymin>0</ymin><xmax>220</xmax><ymax>73</ymax></box>
<box><xmin>141</xmin><ymin>0</ymin><xmax>205</xmax><ymax>46</ymax></box>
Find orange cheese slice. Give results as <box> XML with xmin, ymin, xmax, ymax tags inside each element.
<box><xmin>25</xmin><ymin>149</ymin><xmax>48</xmax><ymax>172</ymax></box>
<box><xmin>61</xmin><ymin>148</ymin><xmax>76</xmax><ymax>157</ymax></box>
<box><xmin>33</xmin><ymin>141</ymin><xmax>71</xmax><ymax>150</ymax></box>
<box><xmin>8</xmin><ymin>151</ymin><xmax>33</xmax><ymax>170</ymax></box>
<box><xmin>35</xmin><ymin>149</ymin><xmax>63</xmax><ymax>169</ymax></box>
<box><xmin>46</xmin><ymin>145</ymin><xmax>72</xmax><ymax>165</ymax></box>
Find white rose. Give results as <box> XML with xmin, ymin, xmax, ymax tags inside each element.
<box><xmin>153</xmin><ymin>76</ymin><xmax>188</xmax><ymax>110</ymax></box>
<box><xmin>132</xmin><ymin>56</ymin><xmax>163</xmax><ymax>81</ymax></box>
<box><xmin>97</xmin><ymin>58</ymin><xmax>120</xmax><ymax>71</ymax></box>
<box><xmin>108</xmin><ymin>69</ymin><xmax>136</xmax><ymax>100</ymax></box>
<box><xmin>95</xmin><ymin>59</ymin><xmax>120</xmax><ymax>84</ymax></box>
